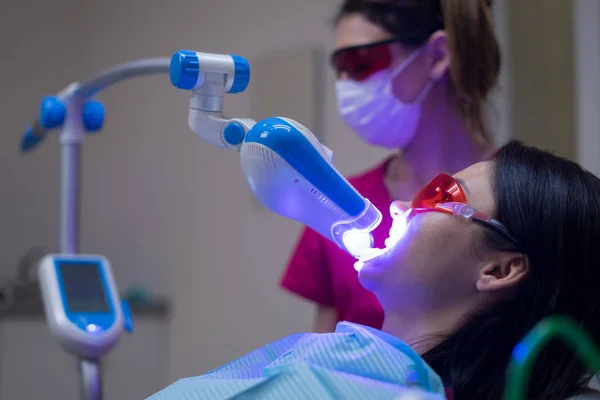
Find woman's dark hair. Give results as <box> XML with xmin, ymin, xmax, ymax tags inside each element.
<box><xmin>421</xmin><ymin>140</ymin><xmax>600</xmax><ymax>399</ymax></box>
<box><xmin>334</xmin><ymin>0</ymin><xmax>500</xmax><ymax>145</ymax></box>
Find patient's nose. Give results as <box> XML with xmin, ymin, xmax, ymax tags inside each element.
<box><xmin>390</xmin><ymin>200</ymin><xmax>410</xmax><ymax>219</ymax></box>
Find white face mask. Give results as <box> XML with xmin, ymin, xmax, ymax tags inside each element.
<box><xmin>336</xmin><ymin>48</ymin><xmax>433</xmax><ymax>149</ymax></box>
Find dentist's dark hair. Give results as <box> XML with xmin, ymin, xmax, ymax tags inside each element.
<box><xmin>422</xmin><ymin>140</ymin><xmax>600</xmax><ymax>399</ymax></box>
<box><xmin>334</xmin><ymin>0</ymin><xmax>500</xmax><ymax>145</ymax></box>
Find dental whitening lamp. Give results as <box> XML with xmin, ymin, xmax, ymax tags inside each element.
<box><xmin>169</xmin><ymin>50</ymin><xmax>383</xmax><ymax>256</ymax></box>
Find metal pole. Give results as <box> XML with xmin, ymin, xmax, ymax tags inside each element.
<box><xmin>61</xmin><ymin>143</ymin><xmax>80</xmax><ymax>254</ymax></box>
<box><xmin>76</xmin><ymin>58</ymin><xmax>170</xmax><ymax>98</ymax></box>
<box><xmin>79</xmin><ymin>358</ymin><xmax>102</xmax><ymax>400</ymax></box>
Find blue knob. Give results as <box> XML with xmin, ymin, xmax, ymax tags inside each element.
<box><xmin>223</xmin><ymin>122</ymin><xmax>245</xmax><ymax>145</ymax></box>
<box><xmin>82</xmin><ymin>100</ymin><xmax>105</xmax><ymax>133</ymax></box>
<box><xmin>229</xmin><ymin>55</ymin><xmax>250</xmax><ymax>94</ymax></box>
<box><xmin>39</xmin><ymin>96</ymin><xmax>66</xmax><ymax>129</ymax></box>
<box><xmin>170</xmin><ymin>50</ymin><xmax>200</xmax><ymax>90</ymax></box>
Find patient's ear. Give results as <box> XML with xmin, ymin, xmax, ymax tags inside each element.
<box><xmin>476</xmin><ymin>253</ymin><xmax>529</xmax><ymax>292</ymax></box>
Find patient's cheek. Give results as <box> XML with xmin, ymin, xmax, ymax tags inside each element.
<box><xmin>394</xmin><ymin>217</ymin><xmax>468</xmax><ymax>277</ymax></box>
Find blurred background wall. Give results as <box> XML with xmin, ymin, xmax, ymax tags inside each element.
<box><xmin>0</xmin><ymin>0</ymin><xmax>598</xmax><ymax>398</ymax></box>
<box><xmin>510</xmin><ymin>0</ymin><xmax>576</xmax><ymax>160</ymax></box>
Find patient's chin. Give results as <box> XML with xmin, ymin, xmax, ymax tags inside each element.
<box><xmin>357</xmin><ymin>256</ymin><xmax>389</xmax><ymax>291</ymax></box>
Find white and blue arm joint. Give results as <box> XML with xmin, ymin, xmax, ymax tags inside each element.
<box><xmin>170</xmin><ymin>50</ymin><xmax>255</xmax><ymax>151</ymax></box>
<box><xmin>21</xmin><ymin>83</ymin><xmax>105</xmax><ymax>151</ymax></box>
<box><xmin>170</xmin><ymin>50</ymin><xmax>250</xmax><ymax>94</ymax></box>
<box><xmin>187</xmin><ymin>111</ymin><xmax>256</xmax><ymax>151</ymax></box>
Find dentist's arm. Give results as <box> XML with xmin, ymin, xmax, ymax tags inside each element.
<box><xmin>314</xmin><ymin>305</ymin><xmax>338</xmax><ymax>333</ymax></box>
<box><xmin>281</xmin><ymin>227</ymin><xmax>338</xmax><ymax>332</ymax></box>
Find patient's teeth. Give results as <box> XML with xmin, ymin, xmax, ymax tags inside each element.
<box><xmin>354</xmin><ymin>260</ymin><xmax>364</xmax><ymax>272</ymax></box>
<box><xmin>389</xmin><ymin>225</ymin><xmax>402</xmax><ymax>237</ymax></box>
<box><xmin>385</xmin><ymin>236</ymin><xmax>399</xmax><ymax>248</ymax></box>
<box><xmin>389</xmin><ymin>217</ymin><xmax>407</xmax><ymax>236</ymax></box>
<box><xmin>354</xmin><ymin>247</ymin><xmax>388</xmax><ymax>271</ymax></box>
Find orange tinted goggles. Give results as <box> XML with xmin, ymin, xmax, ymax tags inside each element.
<box><xmin>330</xmin><ymin>38</ymin><xmax>401</xmax><ymax>82</ymax></box>
<box><xmin>409</xmin><ymin>174</ymin><xmax>520</xmax><ymax>248</ymax></box>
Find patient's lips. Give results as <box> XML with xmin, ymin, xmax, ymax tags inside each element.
<box><xmin>358</xmin><ymin>247</ymin><xmax>385</xmax><ymax>262</ymax></box>
<box><xmin>354</xmin><ymin>248</ymin><xmax>384</xmax><ymax>271</ymax></box>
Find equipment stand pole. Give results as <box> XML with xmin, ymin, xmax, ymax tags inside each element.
<box><xmin>79</xmin><ymin>358</ymin><xmax>102</xmax><ymax>400</ymax></box>
<box><xmin>61</xmin><ymin>98</ymin><xmax>102</xmax><ymax>400</ymax></box>
<box><xmin>59</xmin><ymin>94</ymin><xmax>84</xmax><ymax>256</ymax></box>
<box><xmin>61</xmin><ymin>142</ymin><xmax>80</xmax><ymax>255</ymax></box>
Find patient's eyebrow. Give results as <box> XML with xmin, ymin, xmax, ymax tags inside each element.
<box><xmin>455</xmin><ymin>177</ymin><xmax>470</xmax><ymax>194</ymax></box>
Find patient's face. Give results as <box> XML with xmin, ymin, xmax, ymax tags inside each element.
<box><xmin>358</xmin><ymin>162</ymin><xmax>496</xmax><ymax>312</ymax></box>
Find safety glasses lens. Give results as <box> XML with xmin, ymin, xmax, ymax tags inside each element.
<box><xmin>412</xmin><ymin>174</ymin><xmax>466</xmax><ymax>209</ymax></box>
<box><xmin>330</xmin><ymin>41</ymin><xmax>394</xmax><ymax>81</ymax></box>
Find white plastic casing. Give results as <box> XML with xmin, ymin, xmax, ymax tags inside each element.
<box><xmin>38</xmin><ymin>254</ymin><xmax>123</xmax><ymax>359</ymax></box>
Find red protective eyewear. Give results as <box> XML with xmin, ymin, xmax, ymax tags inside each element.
<box><xmin>330</xmin><ymin>37</ymin><xmax>402</xmax><ymax>82</ymax></box>
<box><xmin>405</xmin><ymin>174</ymin><xmax>520</xmax><ymax>248</ymax></box>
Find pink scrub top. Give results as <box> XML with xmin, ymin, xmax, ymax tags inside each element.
<box><xmin>281</xmin><ymin>159</ymin><xmax>393</xmax><ymax>330</ymax></box>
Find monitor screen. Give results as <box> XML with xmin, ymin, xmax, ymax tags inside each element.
<box><xmin>58</xmin><ymin>262</ymin><xmax>110</xmax><ymax>313</ymax></box>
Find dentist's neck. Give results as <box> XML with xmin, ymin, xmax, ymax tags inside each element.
<box><xmin>390</xmin><ymin>83</ymin><xmax>490</xmax><ymax>186</ymax></box>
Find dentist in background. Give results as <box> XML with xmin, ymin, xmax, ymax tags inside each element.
<box><xmin>281</xmin><ymin>0</ymin><xmax>502</xmax><ymax>332</ymax></box>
